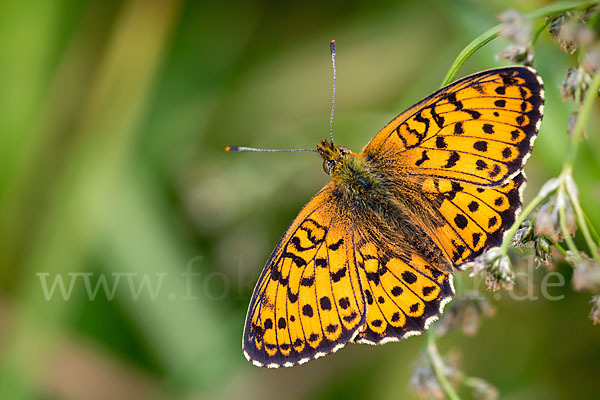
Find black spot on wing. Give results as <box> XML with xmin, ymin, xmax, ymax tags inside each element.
<box><xmin>454</xmin><ymin>214</ymin><xmax>468</xmax><ymax>229</ymax></box>
<box><xmin>473</xmin><ymin>141</ymin><xmax>488</xmax><ymax>152</ymax></box>
<box><xmin>415</xmin><ymin>150</ymin><xmax>430</xmax><ymax>166</ymax></box>
<box><xmin>328</xmin><ymin>238</ymin><xmax>344</xmax><ymax>250</ymax></box>
<box><xmin>435</xmin><ymin>136</ymin><xmax>447</xmax><ymax>149</ymax></box>
<box><xmin>444</xmin><ymin>151</ymin><xmax>460</xmax><ymax>168</ymax></box>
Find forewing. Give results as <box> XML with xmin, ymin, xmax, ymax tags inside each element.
<box><xmin>243</xmin><ymin>185</ymin><xmax>366</xmax><ymax>367</ymax></box>
<box><xmin>363</xmin><ymin>67</ymin><xmax>544</xmax><ymax>187</ymax></box>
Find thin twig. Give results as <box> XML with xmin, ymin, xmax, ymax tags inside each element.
<box><xmin>558</xmin><ymin>183</ymin><xmax>582</xmax><ymax>260</ymax></box>
<box><xmin>532</xmin><ymin>19</ymin><xmax>551</xmax><ymax>45</ymax></box>
<box><xmin>583</xmin><ymin>209</ymin><xmax>600</xmax><ymax>243</ymax></box>
<box><xmin>563</xmin><ymin>72</ymin><xmax>600</xmax><ymax>169</ymax></box>
<box><xmin>566</xmin><ymin>176</ymin><xmax>600</xmax><ymax>263</ymax></box>
<box><xmin>426</xmin><ymin>331</ymin><xmax>461</xmax><ymax>400</ymax></box>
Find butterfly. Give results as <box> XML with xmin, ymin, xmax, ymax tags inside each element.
<box><xmin>238</xmin><ymin>65</ymin><xmax>544</xmax><ymax>368</ymax></box>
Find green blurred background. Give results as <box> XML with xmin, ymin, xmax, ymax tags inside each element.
<box><xmin>0</xmin><ymin>0</ymin><xmax>598</xmax><ymax>399</ymax></box>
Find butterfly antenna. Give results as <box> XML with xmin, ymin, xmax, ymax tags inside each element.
<box><xmin>226</xmin><ymin>40</ymin><xmax>338</xmax><ymax>155</ymax></box>
<box><xmin>225</xmin><ymin>146</ymin><xmax>317</xmax><ymax>153</ymax></box>
<box><xmin>329</xmin><ymin>40</ymin><xmax>336</xmax><ymax>145</ymax></box>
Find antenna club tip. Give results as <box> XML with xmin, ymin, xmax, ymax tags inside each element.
<box><xmin>330</xmin><ymin>40</ymin><xmax>336</xmax><ymax>53</ymax></box>
<box><xmin>225</xmin><ymin>146</ymin><xmax>239</xmax><ymax>152</ymax></box>
<box><xmin>330</xmin><ymin>39</ymin><xmax>335</xmax><ymax>43</ymax></box>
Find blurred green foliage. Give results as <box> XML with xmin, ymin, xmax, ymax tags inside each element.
<box><xmin>0</xmin><ymin>0</ymin><xmax>598</xmax><ymax>399</ymax></box>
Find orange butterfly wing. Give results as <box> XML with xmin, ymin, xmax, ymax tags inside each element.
<box><xmin>361</xmin><ymin>66</ymin><xmax>544</xmax><ymax>266</ymax></box>
<box><xmin>243</xmin><ymin>183</ymin><xmax>455</xmax><ymax>365</ymax></box>
<box><xmin>350</xmin><ymin>230</ymin><xmax>454</xmax><ymax>344</ymax></box>
<box><xmin>363</xmin><ymin>67</ymin><xmax>543</xmax><ymax>187</ymax></box>
<box><xmin>243</xmin><ymin>186</ymin><xmax>367</xmax><ymax>367</ymax></box>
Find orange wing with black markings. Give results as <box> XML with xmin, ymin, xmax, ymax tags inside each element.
<box><xmin>243</xmin><ymin>185</ymin><xmax>367</xmax><ymax>367</ymax></box>
<box><xmin>351</xmin><ymin>235</ymin><xmax>454</xmax><ymax>344</ymax></box>
<box><xmin>363</xmin><ymin>67</ymin><xmax>544</xmax><ymax>187</ymax></box>
<box><xmin>420</xmin><ymin>174</ymin><xmax>526</xmax><ymax>265</ymax></box>
<box><xmin>243</xmin><ymin>184</ymin><xmax>455</xmax><ymax>365</ymax></box>
<box><xmin>361</xmin><ymin>66</ymin><xmax>543</xmax><ymax>267</ymax></box>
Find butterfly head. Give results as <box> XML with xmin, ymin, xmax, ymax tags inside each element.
<box><xmin>317</xmin><ymin>139</ymin><xmax>353</xmax><ymax>175</ymax></box>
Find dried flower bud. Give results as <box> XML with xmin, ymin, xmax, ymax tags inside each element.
<box><xmin>548</xmin><ymin>14</ymin><xmax>566</xmax><ymax>39</ymax></box>
<box><xmin>534</xmin><ymin>200</ymin><xmax>561</xmax><ymax>242</ymax></box>
<box><xmin>583</xmin><ymin>46</ymin><xmax>600</xmax><ymax>74</ymax></box>
<box><xmin>410</xmin><ymin>352</ymin><xmax>461</xmax><ymax>400</ymax></box>
<box><xmin>556</xmin><ymin>19</ymin><xmax>596</xmax><ymax>53</ymax></box>
<box><xmin>561</xmin><ymin>68</ymin><xmax>578</xmax><ymax>101</ymax></box>
<box><xmin>435</xmin><ymin>293</ymin><xmax>496</xmax><ymax>336</ymax></box>
<box><xmin>410</xmin><ymin>361</ymin><xmax>445</xmax><ymax>400</ymax></box>
<box><xmin>496</xmin><ymin>44</ymin><xmax>535</xmax><ymax>66</ymax></box>
<box><xmin>466</xmin><ymin>377</ymin><xmax>499</xmax><ymax>400</ymax></box>
<box><xmin>561</xmin><ymin>67</ymin><xmax>591</xmax><ymax>103</ymax></box>
<box><xmin>512</xmin><ymin>220</ymin><xmax>534</xmax><ymax>247</ymax></box>
<box><xmin>556</xmin><ymin>190</ymin><xmax>578</xmax><ymax>236</ymax></box>
<box><xmin>534</xmin><ymin>236</ymin><xmax>553</xmax><ymax>267</ymax></box>
<box><xmin>557</xmin><ymin>21</ymin><xmax>581</xmax><ymax>53</ymax></box>
<box><xmin>469</xmin><ymin>250</ymin><xmax>515</xmax><ymax>291</ymax></box>
<box><xmin>499</xmin><ymin>10</ymin><xmax>532</xmax><ymax>46</ymax></box>
<box><xmin>497</xmin><ymin>10</ymin><xmax>534</xmax><ymax>65</ymax></box>
<box><xmin>590</xmin><ymin>294</ymin><xmax>600</xmax><ymax>325</ymax></box>
<box><xmin>549</xmin><ymin>8</ymin><xmax>597</xmax><ymax>52</ymax></box>
<box><xmin>534</xmin><ymin>192</ymin><xmax>577</xmax><ymax>243</ymax></box>
<box><xmin>567</xmin><ymin>251</ymin><xmax>600</xmax><ymax>291</ymax></box>
<box><xmin>495</xmin><ymin>256</ymin><xmax>514</xmax><ymax>290</ymax></box>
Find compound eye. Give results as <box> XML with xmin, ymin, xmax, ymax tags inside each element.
<box><xmin>322</xmin><ymin>160</ymin><xmax>335</xmax><ymax>175</ymax></box>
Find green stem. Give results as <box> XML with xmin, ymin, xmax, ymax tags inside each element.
<box><xmin>583</xmin><ymin>209</ymin><xmax>600</xmax><ymax>243</ymax></box>
<box><xmin>558</xmin><ymin>183</ymin><xmax>582</xmax><ymax>261</ymax></box>
<box><xmin>441</xmin><ymin>0</ymin><xmax>600</xmax><ymax>87</ymax></box>
<box><xmin>426</xmin><ymin>330</ymin><xmax>461</xmax><ymax>400</ymax></box>
<box><xmin>558</xmin><ymin>72</ymin><xmax>600</xmax><ymax>263</ymax></box>
<box><xmin>441</xmin><ymin>25</ymin><xmax>501</xmax><ymax>87</ymax></box>
<box><xmin>565</xmin><ymin>176</ymin><xmax>600</xmax><ymax>263</ymax></box>
<box><xmin>532</xmin><ymin>19</ymin><xmax>551</xmax><ymax>45</ymax></box>
<box><xmin>554</xmin><ymin>241</ymin><xmax>568</xmax><ymax>257</ymax></box>
<box><xmin>563</xmin><ymin>72</ymin><xmax>600</xmax><ymax>169</ymax></box>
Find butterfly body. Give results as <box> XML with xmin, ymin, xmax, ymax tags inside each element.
<box><xmin>319</xmin><ymin>141</ymin><xmax>382</xmax><ymax>205</ymax></box>
<box><xmin>321</xmin><ymin>139</ymin><xmax>454</xmax><ymax>274</ymax></box>
<box><xmin>242</xmin><ymin>66</ymin><xmax>544</xmax><ymax>368</ymax></box>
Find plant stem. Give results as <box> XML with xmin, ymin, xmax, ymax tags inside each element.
<box><xmin>565</xmin><ymin>175</ymin><xmax>600</xmax><ymax>263</ymax></box>
<box><xmin>532</xmin><ymin>19</ymin><xmax>551</xmax><ymax>45</ymax></box>
<box><xmin>583</xmin><ymin>209</ymin><xmax>600</xmax><ymax>243</ymax></box>
<box><xmin>426</xmin><ymin>330</ymin><xmax>461</xmax><ymax>400</ymax></box>
<box><xmin>558</xmin><ymin>183</ymin><xmax>582</xmax><ymax>260</ymax></box>
<box><xmin>554</xmin><ymin>241</ymin><xmax>568</xmax><ymax>257</ymax></box>
<box><xmin>558</xmin><ymin>71</ymin><xmax>600</xmax><ymax>263</ymax></box>
<box><xmin>441</xmin><ymin>0</ymin><xmax>600</xmax><ymax>87</ymax></box>
<box><xmin>563</xmin><ymin>72</ymin><xmax>600</xmax><ymax>169</ymax></box>
<box><xmin>441</xmin><ymin>25</ymin><xmax>501</xmax><ymax>87</ymax></box>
